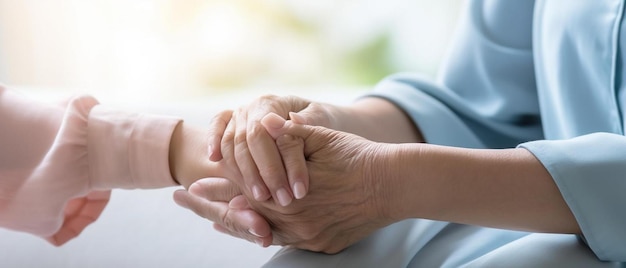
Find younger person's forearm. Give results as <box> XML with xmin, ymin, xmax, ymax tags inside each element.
<box><xmin>169</xmin><ymin>122</ymin><xmax>228</xmax><ymax>188</ymax></box>
<box><xmin>88</xmin><ymin>107</ymin><xmax>226</xmax><ymax>190</ymax></box>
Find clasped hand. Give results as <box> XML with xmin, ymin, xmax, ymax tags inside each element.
<box><xmin>174</xmin><ymin>96</ymin><xmax>395</xmax><ymax>253</ymax></box>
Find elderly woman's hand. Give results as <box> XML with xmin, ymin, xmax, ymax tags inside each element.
<box><xmin>180</xmin><ymin>113</ymin><xmax>398</xmax><ymax>253</ymax></box>
<box><xmin>256</xmin><ymin>114</ymin><xmax>397</xmax><ymax>253</ymax></box>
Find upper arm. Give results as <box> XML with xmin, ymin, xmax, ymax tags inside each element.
<box><xmin>364</xmin><ymin>0</ymin><xmax>541</xmax><ymax>149</ymax></box>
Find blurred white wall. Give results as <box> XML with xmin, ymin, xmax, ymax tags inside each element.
<box><xmin>0</xmin><ymin>0</ymin><xmax>461</xmax><ymax>100</ymax></box>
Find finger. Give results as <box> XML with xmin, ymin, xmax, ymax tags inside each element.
<box><xmin>233</xmin><ymin>108</ymin><xmax>271</xmax><ymax>202</ymax></box>
<box><xmin>207</xmin><ymin>110</ymin><xmax>233</xmax><ymax>161</ymax></box>
<box><xmin>47</xmin><ymin>190</ymin><xmax>111</xmax><ymax>246</ymax></box>
<box><xmin>247</xmin><ymin>118</ymin><xmax>293</xmax><ymax>206</ymax></box>
<box><xmin>289</xmin><ymin>111</ymin><xmax>308</xmax><ymax>124</ymax></box>
<box><xmin>172</xmin><ymin>190</ymin><xmax>271</xmax><ymax>242</ymax></box>
<box><xmin>289</xmin><ymin>102</ymin><xmax>329</xmax><ymax>126</ymax></box>
<box><xmin>262</xmin><ymin>113</ymin><xmax>302</xmax><ymax>140</ymax></box>
<box><xmin>275</xmin><ymin>134</ymin><xmax>309</xmax><ymax>199</ymax></box>
<box><xmin>213</xmin><ymin>223</ymin><xmax>272</xmax><ymax>247</ymax></box>
<box><xmin>188</xmin><ymin>178</ymin><xmax>241</xmax><ymax>202</ymax></box>
<box><xmin>221</xmin><ymin>115</ymin><xmax>245</xmax><ymax>186</ymax></box>
<box><xmin>228</xmin><ymin>194</ymin><xmax>250</xmax><ymax>210</ymax></box>
<box><xmin>262</xmin><ymin>113</ymin><xmax>331</xmax><ymax>156</ymax></box>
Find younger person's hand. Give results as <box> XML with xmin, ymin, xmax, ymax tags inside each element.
<box><xmin>173</xmin><ymin>178</ymin><xmax>273</xmax><ymax>247</ymax></box>
<box><xmin>206</xmin><ymin>95</ymin><xmax>336</xmax><ymax>206</ymax></box>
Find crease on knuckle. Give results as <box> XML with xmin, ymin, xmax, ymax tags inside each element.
<box><xmin>277</xmin><ymin>135</ymin><xmax>302</xmax><ymax>152</ymax></box>
<box><xmin>246</xmin><ymin>121</ymin><xmax>266</xmax><ymax>141</ymax></box>
<box><xmin>222</xmin><ymin>125</ymin><xmax>235</xmax><ymax>140</ymax></box>
<box><xmin>195</xmin><ymin>204</ymin><xmax>218</xmax><ymax>222</ymax></box>
<box><xmin>258</xmin><ymin>164</ymin><xmax>285</xmax><ymax>183</ymax></box>
<box><xmin>234</xmin><ymin>131</ymin><xmax>248</xmax><ymax>145</ymax></box>
<box><xmin>220</xmin><ymin>209</ymin><xmax>236</xmax><ymax>232</ymax></box>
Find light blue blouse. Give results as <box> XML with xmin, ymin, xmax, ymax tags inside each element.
<box><xmin>369</xmin><ymin>0</ymin><xmax>626</xmax><ymax>262</ymax></box>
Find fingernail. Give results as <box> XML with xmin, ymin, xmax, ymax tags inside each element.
<box><xmin>252</xmin><ymin>185</ymin><xmax>264</xmax><ymax>201</ymax></box>
<box><xmin>264</xmin><ymin>113</ymin><xmax>286</xmax><ymax>129</ymax></box>
<box><xmin>255</xmin><ymin>238</ymin><xmax>265</xmax><ymax>247</ymax></box>
<box><xmin>230</xmin><ymin>195</ymin><xmax>250</xmax><ymax>209</ymax></box>
<box><xmin>173</xmin><ymin>192</ymin><xmax>189</xmax><ymax>209</ymax></box>
<box><xmin>276</xmin><ymin>188</ymin><xmax>292</xmax><ymax>206</ymax></box>
<box><xmin>248</xmin><ymin>228</ymin><xmax>262</xmax><ymax>238</ymax></box>
<box><xmin>293</xmin><ymin>182</ymin><xmax>306</xmax><ymax>199</ymax></box>
<box><xmin>289</xmin><ymin>112</ymin><xmax>306</xmax><ymax>124</ymax></box>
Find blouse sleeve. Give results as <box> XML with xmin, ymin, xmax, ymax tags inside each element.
<box><xmin>0</xmin><ymin>85</ymin><xmax>181</xmax><ymax>241</ymax></box>
<box><xmin>519</xmin><ymin>134</ymin><xmax>626</xmax><ymax>261</ymax></box>
<box><xmin>516</xmin><ymin>1</ymin><xmax>626</xmax><ymax>261</ymax></box>
<box><xmin>364</xmin><ymin>0</ymin><xmax>542</xmax><ymax>149</ymax></box>
<box><xmin>365</xmin><ymin>0</ymin><xmax>626</xmax><ymax>261</ymax></box>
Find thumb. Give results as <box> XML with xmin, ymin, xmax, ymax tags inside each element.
<box><xmin>289</xmin><ymin>103</ymin><xmax>325</xmax><ymax>126</ymax></box>
<box><xmin>261</xmin><ymin>113</ymin><xmax>303</xmax><ymax>139</ymax></box>
<box><xmin>261</xmin><ymin>113</ymin><xmax>331</xmax><ymax>156</ymax></box>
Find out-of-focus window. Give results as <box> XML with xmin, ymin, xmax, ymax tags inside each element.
<box><xmin>0</xmin><ymin>0</ymin><xmax>461</xmax><ymax>100</ymax></box>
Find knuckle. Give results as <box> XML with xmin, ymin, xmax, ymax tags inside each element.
<box><xmin>221</xmin><ymin>135</ymin><xmax>235</xmax><ymax>153</ymax></box>
<box><xmin>235</xmin><ymin>106</ymin><xmax>246</xmax><ymax>117</ymax></box>
<box><xmin>307</xmin><ymin>102</ymin><xmax>324</xmax><ymax>112</ymax></box>
<box><xmin>220</xmin><ymin>210</ymin><xmax>236</xmax><ymax>231</ymax></box>
<box><xmin>233</xmin><ymin>143</ymin><xmax>251</xmax><ymax>159</ymax></box>
<box><xmin>285</xmin><ymin>95</ymin><xmax>305</xmax><ymax>106</ymax></box>
<box><xmin>258</xmin><ymin>94</ymin><xmax>278</xmax><ymax>103</ymax></box>
<box><xmin>306</xmin><ymin>103</ymin><xmax>331</xmax><ymax>126</ymax></box>
<box><xmin>246</xmin><ymin>121</ymin><xmax>266</xmax><ymax>140</ymax></box>
<box><xmin>234</xmin><ymin>131</ymin><xmax>248</xmax><ymax>145</ymax></box>
<box><xmin>277</xmin><ymin>135</ymin><xmax>302</xmax><ymax>151</ymax></box>
<box><xmin>258</xmin><ymin>164</ymin><xmax>285</xmax><ymax>183</ymax></box>
<box><xmin>198</xmin><ymin>206</ymin><xmax>220</xmax><ymax>223</ymax></box>
<box><xmin>222</xmin><ymin>125</ymin><xmax>235</xmax><ymax>140</ymax></box>
<box><xmin>298</xmin><ymin>225</ymin><xmax>320</xmax><ymax>241</ymax></box>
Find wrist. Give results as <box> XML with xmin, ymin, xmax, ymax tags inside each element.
<box><xmin>364</xmin><ymin>143</ymin><xmax>413</xmax><ymax>225</ymax></box>
<box><xmin>169</xmin><ymin>122</ymin><xmax>217</xmax><ymax>188</ymax></box>
<box><xmin>88</xmin><ymin>104</ymin><xmax>182</xmax><ymax>189</ymax></box>
<box><xmin>377</xmin><ymin>143</ymin><xmax>434</xmax><ymax>222</ymax></box>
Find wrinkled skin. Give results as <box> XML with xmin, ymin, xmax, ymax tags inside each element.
<box><xmin>179</xmin><ymin>114</ymin><xmax>396</xmax><ymax>253</ymax></box>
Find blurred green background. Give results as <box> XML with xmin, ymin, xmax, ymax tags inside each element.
<box><xmin>0</xmin><ymin>0</ymin><xmax>461</xmax><ymax>100</ymax></box>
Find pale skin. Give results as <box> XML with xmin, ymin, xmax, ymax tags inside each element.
<box><xmin>42</xmin><ymin>120</ymin><xmax>269</xmax><ymax>246</ymax></box>
<box><xmin>169</xmin><ymin>122</ymin><xmax>217</xmax><ymax>189</ymax></box>
<box><xmin>203</xmin><ymin>96</ymin><xmax>424</xmax><ymax>205</ymax></box>
<box><xmin>169</xmin><ymin>122</ymin><xmax>273</xmax><ymax>245</ymax></box>
<box><xmin>175</xmin><ymin>95</ymin><xmax>581</xmax><ymax>253</ymax></box>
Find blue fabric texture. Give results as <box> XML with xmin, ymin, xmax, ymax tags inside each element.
<box><xmin>367</xmin><ymin>0</ymin><xmax>626</xmax><ymax>262</ymax></box>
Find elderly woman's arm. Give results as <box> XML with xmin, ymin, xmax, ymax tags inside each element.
<box><xmin>179</xmin><ymin>113</ymin><xmax>580</xmax><ymax>253</ymax></box>
<box><xmin>203</xmin><ymin>95</ymin><xmax>423</xmax><ymax>208</ymax></box>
